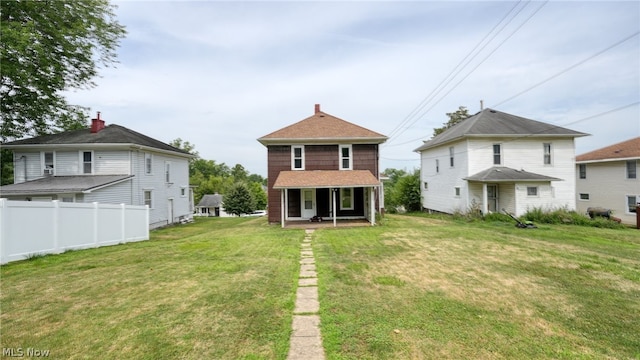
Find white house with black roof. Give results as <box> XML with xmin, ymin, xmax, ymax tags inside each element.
<box><xmin>415</xmin><ymin>108</ymin><xmax>588</xmax><ymax>217</ymax></box>
<box><xmin>0</xmin><ymin>113</ymin><xmax>195</xmax><ymax>229</ymax></box>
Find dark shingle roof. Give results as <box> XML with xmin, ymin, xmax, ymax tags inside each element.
<box><xmin>0</xmin><ymin>175</ymin><xmax>133</xmax><ymax>196</ymax></box>
<box><xmin>197</xmin><ymin>194</ymin><xmax>223</xmax><ymax>207</ymax></box>
<box><xmin>2</xmin><ymin>125</ymin><xmax>192</xmax><ymax>156</ymax></box>
<box><xmin>464</xmin><ymin>166</ymin><xmax>561</xmax><ymax>182</ymax></box>
<box><xmin>415</xmin><ymin>109</ymin><xmax>588</xmax><ymax>152</ymax></box>
<box><xmin>576</xmin><ymin>137</ymin><xmax>640</xmax><ymax>162</ymax></box>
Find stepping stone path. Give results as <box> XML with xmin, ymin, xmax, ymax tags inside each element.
<box><xmin>287</xmin><ymin>229</ymin><xmax>325</xmax><ymax>360</ymax></box>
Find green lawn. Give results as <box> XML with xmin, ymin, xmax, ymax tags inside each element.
<box><xmin>1</xmin><ymin>217</ymin><xmax>302</xmax><ymax>359</ymax></box>
<box><xmin>314</xmin><ymin>214</ymin><xmax>640</xmax><ymax>359</ymax></box>
<box><xmin>1</xmin><ymin>214</ymin><xmax>639</xmax><ymax>359</ymax></box>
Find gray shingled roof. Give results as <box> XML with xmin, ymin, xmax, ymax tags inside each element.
<box><xmin>415</xmin><ymin>109</ymin><xmax>588</xmax><ymax>152</ymax></box>
<box><xmin>196</xmin><ymin>194</ymin><xmax>223</xmax><ymax>208</ymax></box>
<box><xmin>464</xmin><ymin>166</ymin><xmax>561</xmax><ymax>182</ymax></box>
<box><xmin>0</xmin><ymin>175</ymin><xmax>133</xmax><ymax>195</ymax></box>
<box><xmin>2</xmin><ymin>125</ymin><xmax>192</xmax><ymax>156</ymax></box>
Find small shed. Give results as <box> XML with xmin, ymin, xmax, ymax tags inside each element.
<box><xmin>195</xmin><ymin>193</ymin><xmax>228</xmax><ymax>217</ymax></box>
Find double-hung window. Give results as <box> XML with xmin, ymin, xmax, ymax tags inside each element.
<box><xmin>165</xmin><ymin>161</ymin><xmax>171</xmax><ymax>183</ymax></box>
<box><xmin>144</xmin><ymin>190</ymin><xmax>153</xmax><ymax>208</ymax></box>
<box><xmin>493</xmin><ymin>144</ymin><xmax>501</xmax><ymax>165</ymax></box>
<box><xmin>292</xmin><ymin>146</ymin><xmax>304</xmax><ymax>170</ymax></box>
<box><xmin>579</xmin><ymin>164</ymin><xmax>586</xmax><ymax>179</ymax></box>
<box><xmin>145</xmin><ymin>153</ymin><xmax>153</xmax><ymax>175</ymax></box>
<box><xmin>626</xmin><ymin>160</ymin><xmax>637</xmax><ymax>179</ymax></box>
<box><xmin>340</xmin><ymin>145</ymin><xmax>352</xmax><ymax>170</ymax></box>
<box><xmin>82</xmin><ymin>151</ymin><xmax>93</xmax><ymax>174</ymax></box>
<box><xmin>627</xmin><ymin>195</ymin><xmax>639</xmax><ymax>213</ymax></box>
<box><xmin>43</xmin><ymin>151</ymin><xmax>54</xmax><ymax>175</ymax></box>
<box><xmin>435</xmin><ymin>159</ymin><xmax>439</xmax><ymax>173</ymax></box>
<box><xmin>449</xmin><ymin>146</ymin><xmax>455</xmax><ymax>167</ymax></box>
<box><xmin>543</xmin><ymin>143</ymin><xmax>552</xmax><ymax>165</ymax></box>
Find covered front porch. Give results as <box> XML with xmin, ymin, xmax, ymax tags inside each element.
<box><xmin>273</xmin><ymin>170</ymin><xmax>381</xmax><ymax>228</ymax></box>
<box><xmin>464</xmin><ymin>166</ymin><xmax>561</xmax><ymax>217</ymax></box>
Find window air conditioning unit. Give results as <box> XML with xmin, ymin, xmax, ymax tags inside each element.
<box><xmin>44</xmin><ymin>168</ymin><xmax>54</xmax><ymax>175</ymax></box>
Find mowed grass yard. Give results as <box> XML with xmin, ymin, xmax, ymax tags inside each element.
<box><xmin>1</xmin><ymin>214</ymin><xmax>639</xmax><ymax>359</ymax></box>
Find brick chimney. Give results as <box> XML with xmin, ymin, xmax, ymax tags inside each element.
<box><xmin>314</xmin><ymin>104</ymin><xmax>320</xmax><ymax>114</ymax></box>
<box><xmin>91</xmin><ymin>112</ymin><xmax>105</xmax><ymax>133</ymax></box>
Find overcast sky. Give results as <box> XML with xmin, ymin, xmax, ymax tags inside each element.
<box><xmin>66</xmin><ymin>0</ymin><xmax>640</xmax><ymax>176</ymax></box>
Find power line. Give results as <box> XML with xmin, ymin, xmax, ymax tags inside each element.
<box><xmin>385</xmin><ymin>0</ymin><xmax>527</xmax><ymax>140</ymax></box>
<box><xmin>491</xmin><ymin>31</ymin><xmax>640</xmax><ymax>108</ymax></box>
<box><xmin>383</xmin><ymin>101</ymin><xmax>640</xmax><ymax>162</ymax></box>
<box><xmin>385</xmin><ymin>29</ymin><xmax>638</xmax><ymax>149</ymax></box>
<box><xmin>386</xmin><ymin>0</ymin><xmax>549</xmax><ymax>145</ymax></box>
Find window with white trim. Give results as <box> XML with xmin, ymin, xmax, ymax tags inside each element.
<box><xmin>43</xmin><ymin>151</ymin><xmax>54</xmax><ymax>175</ymax></box>
<box><xmin>527</xmin><ymin>186</ymin><xmax>538</xmax><ymax>196</ymax></box>
<box><xmin>449</xmin><ymin>146</ymin><xmax>455</xmax><ymax>167</ymax></box>
<box><xmin>627</xmin><ymin>195</ymin><xmax>639</xmax><ymax>213</ymax></box>
<box><xmin>579</xmin><ymin>193</ymin><xmax>590</xmax><ymax>200</ymax></box>
<box><xmin>82</xmin><ymin>151</ymin><xmax>93</xmax><ymax>174</ymax></box>
<box><xmin>340</xmin><ymin>145</ymin><xmax>352</xmax><ymax>170</ymax></box>
<box><xmin>493</xmin><ymin>144</ymin><xmax>501</xmax><ymax>165</ymax></box>
<box><xmin>579</xmin><ymin>164</ymin><xmax>586</xmax><ymax>179</ymax></box>
<box><xmin>340</xmin><ymin>188</ymin><xmax>354</xmax><ymax>210</ymax></box>
<box><xmin>165</xmin><ymin>161</ymin><xmax>171</xmax><ymax>183</ymax></box>
<box><xmin>424</xmin><ymin>182</ymin><xmax>428</xmax><ymax>190</ymax></box>
<box><xmin>144</xmin><ymin>190</ymin><xmax>153</xmax><ymax>208</ymax></box>
<box><xmin>180</xmin><ymin>187</ymin><xmax>187</xmax><ymax>197</ymax></box>
<box><xmin>292</xmin><ymin>146</ymin><xmax>304</xmax><ymax>170</ymax></box>
<box><xmin>145</xmin><ymin>153</ymin><xmax>153</xmax><ymax>175</ymax></box>
<box><xmin>543</xmin><ymin>143</ymin><xmax>552</xmax><ymax>165</ymax></box>
<box><xmin>454</xmin><ymin>187</ymin><xmax>460</xmax><ymax>197</ymax></box>
<box><xmin>435</xmin><ymin>159</ymin><xmax>439</xmax><ymax>173</ymax></box>
<box><xmin>626</xmin><ymin>160</ymin><xmax>637</xmax><ymax>179</ymax></box>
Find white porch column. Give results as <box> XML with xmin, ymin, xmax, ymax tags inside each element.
<box><xmin>280</xmin><ymin>189</ymin><xmax>285</xmax><ymax>228</ymax></box>
<box><xmin>370</xmin><ymin>187</ymin><xmax>376</xmax><ymax>226</ymax></box>
<box><xmin>332</xmin><ymin>188</ymin><xmax>337</xmax><ymax>227</ymax></box>
<box><xmin>482</xmin><ymin>183</ymin><xmax>488</xmax><ymax>215</ymax></box>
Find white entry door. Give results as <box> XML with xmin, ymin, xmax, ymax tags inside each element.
<box><xmin>301</xmin><ymin>189</ymin><xmax>316</xmax><ymax>219</ymax></box>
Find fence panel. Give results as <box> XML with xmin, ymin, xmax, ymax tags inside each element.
<box><xmin>0</xmin><ymin>199</ymin><xmax>149</xmax><ymax>264</ymax></box>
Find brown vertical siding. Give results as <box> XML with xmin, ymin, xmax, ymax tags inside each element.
<box><xmin>266</xmin><ymin>143</ymin><xmax>381</xmax><ymax>223</ymax></box>
<box><xmin>267</xmin><ymin>145</ymin><xmax>290</xmax><ymax>223</ymax></box>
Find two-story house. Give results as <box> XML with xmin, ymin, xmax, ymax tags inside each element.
<box><xmin>0</xmin><ymin>113</ymin><xmax>195</xmax><ymax>229</ymax></box>
<box><xmin>415</xmin><ymin>108</ymin><xmax>588</xmax><ymax>217</ymax></box>
<box><xmin>576</xmin><ymin>137</ymin><xmax>640</xmax><ymax>225</ymax></box>
<box><xmin>258</xmin><ymin>104</ymin><xmax>388</xmax><ymax>227</ymax></box>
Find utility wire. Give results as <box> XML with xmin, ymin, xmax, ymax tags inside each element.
<box><xmin>381</xmin><ymin>101</ymin><xmax>640</xmax><ymax>162</ymax></box>
<box><xmin>385</xmin><ymin>24</ymin><xmax>636</xmax><ymax>150</ymax></box>
<box><xmin>491</xmin><ymin>31</ymin><xmax>640</xmax><ymax>108</ymax></box>
<box><xmin>386</xmin><ymin>0</ymin><xmax>549</xmax><ymax>145</ymax></box>
<box><xmin>385</xmin><ymin>0</ymin><xmax>526</xmax><ymax>140</ymax></box>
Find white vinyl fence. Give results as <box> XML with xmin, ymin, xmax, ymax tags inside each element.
<box><xmin>0</xmin><ymin>199</ymin><xmax>149</xmax><ymax>264</ymax></box>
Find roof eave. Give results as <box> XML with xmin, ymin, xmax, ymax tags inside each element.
<box><xmin>82</xmin><ymin>175</ymin><xmax>134</xmax><ymax>193</ymax></box>
<box><xmin>576</xmin><ymin>156</ymin><xmax>640</xmax><ymax>164</ymax></box>
<box><xmin>3</xmin><ymin>143</ymin><xmax>195</xmax><ymax>158</ymax></box>
<box><xmin>273</xmin><ymin>183</ymin><xmax>380</xmax><ymax>189</ymax></box>
<box><xmin>259</xmin><ymin>137</ymin><xmax>388</xmax><ymax>146</ymax></box>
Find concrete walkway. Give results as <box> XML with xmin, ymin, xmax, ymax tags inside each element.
<box><xmin>287</xmin><ymin>229</ymin><xmax>325</xmax><ymax>360</ymax></box>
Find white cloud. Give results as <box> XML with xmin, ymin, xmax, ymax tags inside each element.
<box><xmin>65</xmin><ymin>0</ymin><xmax>640</xmax><ymax>176</ymax></box>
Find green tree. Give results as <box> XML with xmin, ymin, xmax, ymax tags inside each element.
<box><xmin>1</xmin><ymin>0</ymin><xmax>126</xmax><ymax>141</ymax></box>
<box><xmin>223</xmin><ymin>182</ymin><xmax>256</xmax><ymax>216</ymax></box>
<box><xmin>248</xmin><ymin>182</ymin><xmax>267</xmax><ymax>210</ymax></box>
<box><xmin>169</xmin><ymin>138</ymin><xmax>199</xmax><ymax>160</ymax></box>
<box><xmin>395</xmin><ymin>169</ymin><xmax>422</xmax><ymax>212</ymax></box>
<box><xmin>231</xmin><ymin>164</ymin><xmax>248</xmax><ymax>182</ymax></box>
<box><xmin>432</xmin><ymin>106</ymin><xmax>471</xmax><ymax>138</ymax></box>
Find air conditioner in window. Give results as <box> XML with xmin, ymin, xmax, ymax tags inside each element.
<box><xmin>43</xmin><ymin>168</ymin><xmax>54</xmax><ymax>175</ymax></box>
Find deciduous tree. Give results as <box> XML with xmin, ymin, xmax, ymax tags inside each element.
<box><xmin>223</xmin><ymin>182</ymin><xmax>256</xmax><ymax>216</ymax></box>
<box><xmin>432</xmin><ymin>106</ymin><xmax>471</xmax><ymax>138</ymax></box>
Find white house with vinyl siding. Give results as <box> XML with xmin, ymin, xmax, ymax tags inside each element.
<box><xmin>415</xmin><ymin>109</ymin><xmax>588</xmax><ymax>217</ymax></box>
<box><xmin>0</xmin><ymin>114</ymin><xmax>195</xmax><ymax>229</ymax></box>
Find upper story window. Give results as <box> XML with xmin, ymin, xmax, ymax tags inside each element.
<box><xmin>493</xmin><ymin>144</ymin><xmax>501</xmax><ymax>165</ymax></box>
<box><xmin>579</xmin><ymin>164</ymin><xmax>586</xmax><ymax>179</ymax></box>
<box><xmin>449</xmin><ymin>146</ymin><xmax>455</xmax><ymax>167</ymax></box>
<box><xmin>626</xmin><ymin>160</ymin><xmax>637</xmax><ymax>179</ymax></box>
<box><xmin>340</xmin><ymin>145</ymin><xmax>352</xmax><ymax>170</ymax></box>
<box><xmin>145</xmin><ymin>153</ymin><xmax>153</xmax><ymax>175</ymax></box>
<box><xmin>43</xmin><ymin>151</ymin><xmax>54</xmax><ymax>175</ymax></box>
<box><xmin>82</xmin><ymin>151</ymin><xmax>93</xmax><ymax>174</ymax></box>
<box><xmin>435</xmin><ymin>159</ymin><xmax>439</xmax><ymax>173</ymax></box>
<box><xmin>543</xmin><ymin>143</ymin><xmax>552</xmax><ymax>165</ymax></box>
<box><xmin>292</xmin><ymin>146</ymin><xmax>304</xmax><ymax>170</ymax></box>
<box><xmin>165</xmin><ymin>161</ymin><xmax>171</xmax><ymax>183</ymax></box>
